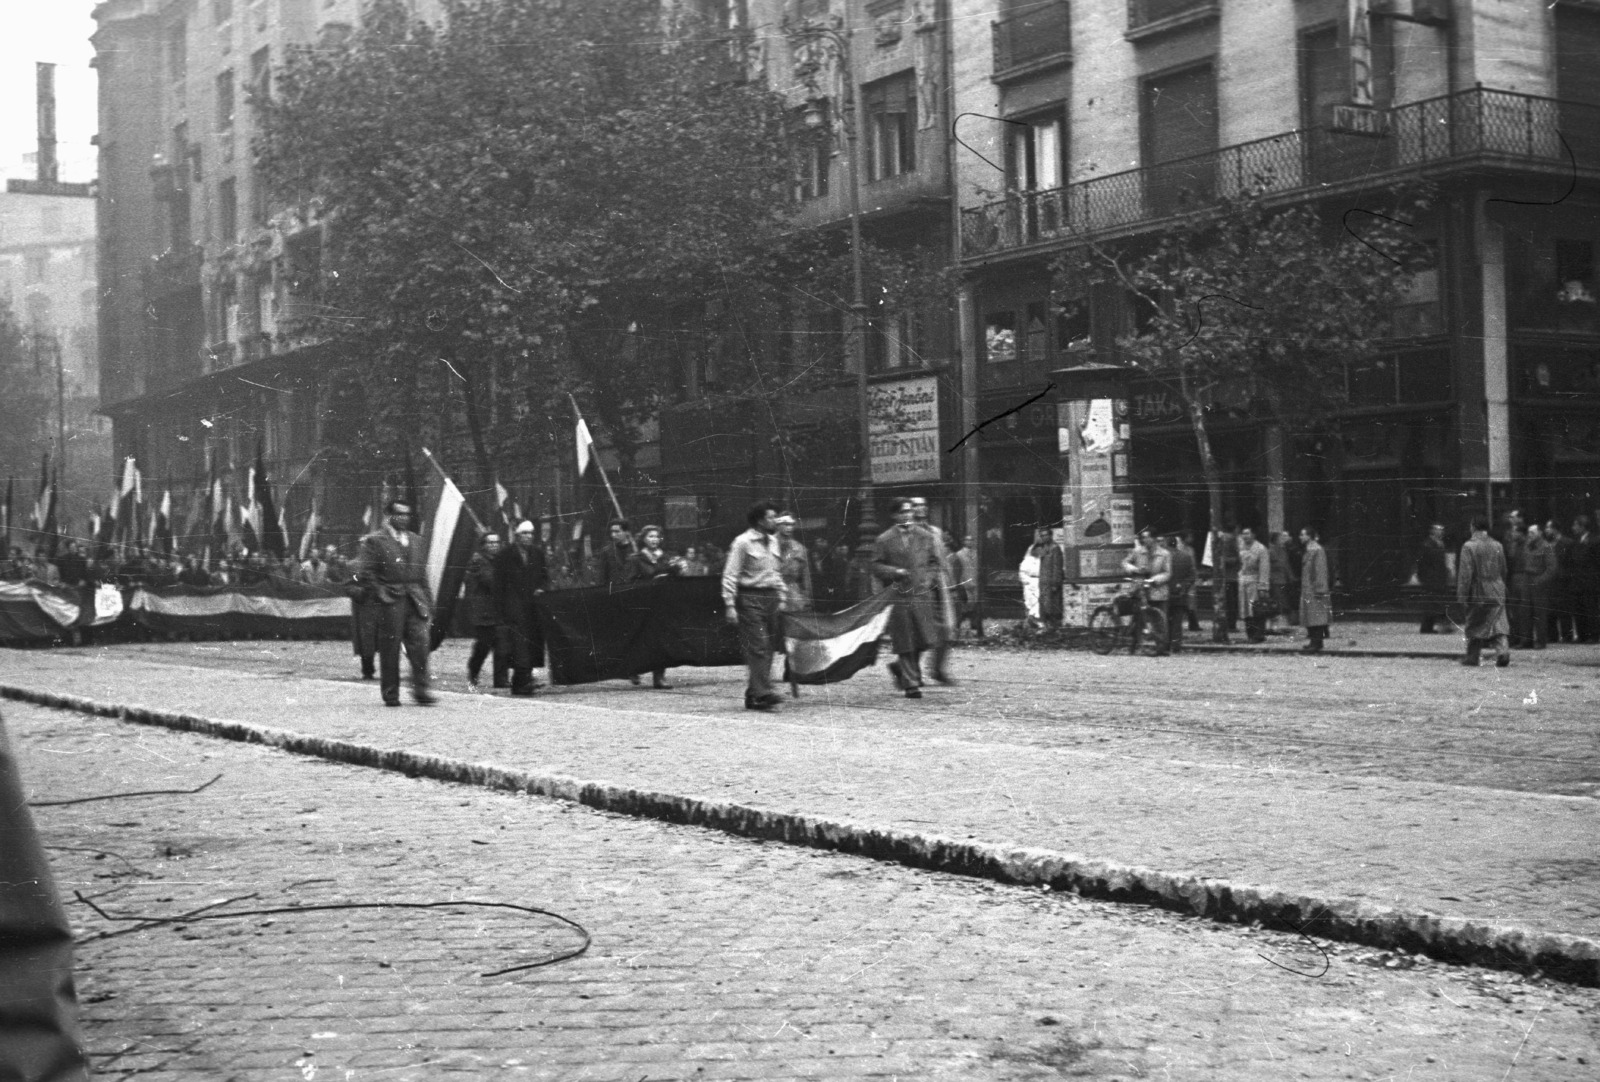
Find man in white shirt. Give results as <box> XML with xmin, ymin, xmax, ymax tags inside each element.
<box><xmin>721</xmin><ymin>501</ymin><xmax>786</xmax><ymax>710</ymax></box>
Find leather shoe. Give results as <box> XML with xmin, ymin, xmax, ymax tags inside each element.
<box><xmin>904</xmin><ymin>687</ymin><xmax>923</xmax><ymax>699</ymax></box>
<box><xmin>510</xmin><ymin>687</ymin><xmax>536</xmax><ymax>697</ymax></box>
<box><xmin>652</xmin><ymin>678</ymin><xmax>673</xmax><ymax>689</ymax></box>
<box><xmin>1495</xmin><ymin>655</ymin><xmax>1511</xmax><ymax>668</ymax></box>
<box><xmin>886</xmin><ymin>660</ymin><xmax>908</xmax><ymax>690</ymax></box>
<box><xmin>412</xmin><ymin>689</ymin><xmax>437</xmax><ymax>706</ymax></box>
<box><xmin>383</xmin><ymin>699</ymin><xmax>402</xmax><ymax>707</ymax></box>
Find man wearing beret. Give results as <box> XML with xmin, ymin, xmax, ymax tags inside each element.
<box><xmin>353</xmin><ymin>499</ymin><xmax>436</xmax><ymax>706</ymax></box>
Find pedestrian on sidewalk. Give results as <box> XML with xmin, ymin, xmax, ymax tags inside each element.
<box><xmin>1523</xmin><ymin>523</ymin><xmax>1556</xmax><ymax>650</ymax></box>
<box><xmin>1237</xmin><ymin>527</ymin><xmax>1271</xmax><ymax>644</ymax></box>
<box><xmin>1120</xmin><ymin>528</ymin><xmax>1172</xmax><ymax>655</ymax></box>
<box><xmin>1173</xmin><ymin>531</ymin><xmax>1203</xmax><ymax>631</ymax></box>
<box><xmin>1268</xmin><ymin>530</ymin><xmax>1293</xmax><ymax>631</ymax></box>
<box><xmin>626</xmin><ymin>525</ymin><xmax>682</xmax><ymax>689</ymax></box>
<box><xmin>344</xmin><ymin>558</ymin><xmax>381</xmax><ymax>682</ymax></box>
<box><xmin>722</xmin><ymin>501</ymin><xmax>786</xmax><ymax>711</ymax></box>
<box><xmin>1547</xmin><ymin>520</ymin><xmax>1577</xmax><ymax>644</ymax></box>
<box><xmin>494</xmin><ymin>520</ymin><xmax>549</xmax><ymax>696</ymax></box>
<box><xmin>465</xmin><ymin>531</ymin><xmax>508</xmax><ymax>691</ymax></box>
<box><xmin>949</xmin><ymin>534</ymin><xmax>983</xmax><ymax>639</ymax></box>
<box><xmin>1416</xmin><ymin>523</ymin><xmax>1450</xmax><ymax>633</ymax></box>
<box><xmin>1457</xmin><ymin>514</ymin><xmax>1511</xmax><ymax>667</ymax></box>
<box><xmin>872</xmin><ymin>498</ymin><xmax>950</xmax><ymax>698</ymax></box>
<box><xmin>776</xmin><ymin>514</ymin><xmax>813</xmax><ymax>614</ymax></box>
<box><xmin>1165</xmin><ymin>531</ymin><xmax>1196</xmax><ymax>651</ymax></box>
<box><xmin>1573</xmin><ymin>516</ymin><xmax>1600</xmax><ymax>643</ymax></box>
<box><xmin>1503</xmin><ymin>509</ymin><xmax>1531</xmax><ymax>647</ymax></box>
<box><xmin>1298</xmin><ymin>526</ymin><xmax>1330</xmax><ymax>654</ymax></box>
<box><xmin>354</xmin><ymin>500</ymin><xmax>436</xmax><ymax>706</ymax></box>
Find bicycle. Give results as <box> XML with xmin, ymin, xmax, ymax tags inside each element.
<box><xmin>1087</xmin><ymin>578</ymin><xmax>1169</xmax><ymax>657</ymax></box>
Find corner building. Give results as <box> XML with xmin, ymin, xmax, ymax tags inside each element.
<box><xmin>949</xmin><ymin>0</ymin><xmax>1600</xmax><ymax>601</ymax></box>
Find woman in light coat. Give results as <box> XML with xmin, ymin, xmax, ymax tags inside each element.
<box><xmin>1298</xmin><ymin>526</ymin><xmax>1331</xmax><ymax>653</ymax></box>
<box><xmin>1018</xmin><ymin>527</ymin><xmax>1050</xmax><ymax>622</ymax></box>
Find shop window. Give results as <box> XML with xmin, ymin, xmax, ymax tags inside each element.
<box><xmin>1024</xmin><ymin>302</ymin><xmax>1048</xmax><ymax>363</ymax></box>
<box><xmin>983</xmin><ymin>310</ymin><xmax>1017</xmax><ymax>363</ymax></box>
<box><xmin>1397</xmin><ymin>349</ymin><xmax>1451</xmax><ymax>403</ymax></box>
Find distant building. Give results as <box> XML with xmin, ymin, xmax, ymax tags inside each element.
<box><xmin>0</xmin><ymin>63</ymin><xmax>105</xmax><ymax>539</ymax></box>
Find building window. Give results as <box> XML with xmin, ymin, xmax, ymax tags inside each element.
<box><xmin>249</xmin><ymin>46</ymin><xmax>270</xmax><ymax>105</ymax></box>
<box><xmin>216</xmin><ymin>70</ymin><xmax>235</xmax><ymax>131</ymax></box>
<box><xmin>1556</xmin><ymin>239</ymin><xmax>1596</xmax><ymax>301</ymax></box>
<box><xmin>792</xmin><ymin>103</ymin><xmax>831</xmax><ymax>201</ymax></box>
<box><xmin>993</xmin><ymin>1</ymin><xmax>1071</xmax><ymax>75</ymax></box>
<box><xmin>1141</xmin><ymin>63</ymin><xmax>1217</xmax><ymax>214</ymax></box>
<box><xmin>870</xmin><ymin>309</ymin><xmax>921</xmax><ymax>371</ymax></box>
<box><xmin>1129</xmin><ymin>0</ymin><xmax>1212</xmax><ymax>30</ymax></box>
<box><xmin>26</xmin><ymin>252</ymin><xmax>48</xmax><ymax>284</ymax></box>
<box><xmin>864</xmin><ymin>73</ymin><xmax>916</xmax><ymax>182</ymax></box>
<box><xmin>218</xmin><ymin>276</ymin><xmax>239</xmax><ymax>345</ymax></box>
<box><xmin>1557</xmin><ymin>7</ymin><xmax>1600</xmax><ymax>107</ymax></box>
<box><xmin>983</xmin><ymin>310</ymin><xmax>1016</xmax><ymax>363</ymax></box>
<box><xmin>1023</xmin><ymin>301</ymin><xmax>1048</xmax><ymax>363</ymax></box>
<box><xmin>213</xmin><ymin>0</ymin><xmax>233</xmax><ymax>25</ymax></box>
<box><xmin>1008</xmin><ymin>112</ymin><xmax>1063</xmax><ymax>194</ymax></box>
<box><xmin>167</xmin><ymin>21</ymin><xmax>187</xmax><ymax>82</ymax></box>
<box><xmin>218</xmin><ymin>177</ymin><xmax>238</xmax><ymax>242</ymax></box>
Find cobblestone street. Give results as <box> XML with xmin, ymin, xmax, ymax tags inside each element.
<box><xmin>10</xmin><ymin>697</ymin><xmax>1600</xmax><ymax>1081</ymax></box>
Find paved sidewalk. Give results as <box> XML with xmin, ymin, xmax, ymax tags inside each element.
<box><xmin>18</xmin><ymin>699</ymin><xmax>1600</xmax><ymax>1081</ymax></box>
<box><xmin>5</xmin><ymin>649</ymin><xmax>1597</xmax><ymax>979</ymax></box>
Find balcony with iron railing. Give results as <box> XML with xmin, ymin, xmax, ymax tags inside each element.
<box><xmin>992</xmin><ymin>1</ymin><xmax>1071</xmax><ymax>83</ymax></box>
<box><xmin>961</xmin><ymin>87</ymin><xmax>1600</xmax><ymax>260</ymax></box>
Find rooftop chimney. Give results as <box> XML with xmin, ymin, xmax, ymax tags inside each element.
<box><xmin>36</xmin><ymin>62</ymin><xmax>57</xmax><ymax>185</ymax></box>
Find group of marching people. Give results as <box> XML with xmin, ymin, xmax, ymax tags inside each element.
<box><xmin>723</xmin><ymin>496</ymin><xmax>956</xmax><ymax>710</ymax></box>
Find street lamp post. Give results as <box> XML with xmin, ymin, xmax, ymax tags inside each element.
<box><xmin>787</xmin><ymin>14</ymin><xmax>877</xmax><ymax>552</ymax></box>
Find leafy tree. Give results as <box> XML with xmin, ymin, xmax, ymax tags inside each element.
<box><xmin>254</xmin><ymin>0</ymin><xmax>799</xmax><ymax>504</ymax></box>
<box><xmin>0</xmin><ymin>303</ymin><xmax>52</xmax><ymax>499</ymax></box>
<box><xmin>1055</xmin><ymin>188</ymin><xmax>1431</xmax><ymax>637</ymax></box>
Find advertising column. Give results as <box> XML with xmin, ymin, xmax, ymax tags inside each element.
<box><xmin>1057</xmin><ymin>393</ymin><xmax>1133</xmax><ymax>625</ymax></box>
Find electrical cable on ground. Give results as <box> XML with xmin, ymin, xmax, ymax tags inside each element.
<box><xmin>30</xmin><ymin>773</ymin><xmax>223</xmax><ymax>807</ymax></box>
<box><xmin>73</xmin><ymin>892</ymin><xmax>590</xmax><ymax>976</ymax></box>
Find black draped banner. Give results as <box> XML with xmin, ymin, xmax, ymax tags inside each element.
<box><xmin>536</xmin><ymin>576</ymin><xmax>742</xmax><ymax>685</ymax></box>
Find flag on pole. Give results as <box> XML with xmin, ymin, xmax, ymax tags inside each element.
<box><xmin>153</xmin><ymin>490</ymin><xmax>173</xmax><ymax>556</ymax></box>
<box><xmin>494</xmin><ymin>480</ymin><xmax>514</xmax><ymax>531</ymax></box>
<box><xmin>781</xmin><ymin>589</ymin><xmax>896</xmax><ymax>685</ymax></box>
<box><xmin>32</xmin><ymin>453</ymin><xmax>51</xmax><ymax>533</ymax></box>
<box><xmin>298</xmin><ymin>497</ymin><xmax>320</xmax><ymax>561</ymax></box>
<box><xmin>422</xmin><ymin>462</ymin><xmax>479</xmax><ymax>651</ymax></box>
<box><xmin>40</xmin><ymin>464</ymin><xmax>59</xmax><ymax>558</ymax></box>
<box><xmin>575</xmin><ymin>416</ymin><xmax>595</xmax><ymax>477</ymax></box>
<box><xmin>113</xmin><ymin>456</ymin><xmax>136</xmax><ymax>547</ymax></box>
<box><xmin>255</xmin><ymin>446</ymin><xmax>287</xmax><ymax>558</ymax></box>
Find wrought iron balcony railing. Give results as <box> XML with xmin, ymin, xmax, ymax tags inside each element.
<box><xmin>992</xmin><ymin>1</ymin><xmax>1071</xmax><ymax>78</ymax></box>
<box><xmin>961</xmin><ymin>87</ymin><xmax>1599</xmax><ymax>259</ymax></box>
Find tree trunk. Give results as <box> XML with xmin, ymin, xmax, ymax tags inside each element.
<box><xmin>1186</xmin><ymin>392</ymin><xmax>1229</xmax><ymax>643</ymax></box>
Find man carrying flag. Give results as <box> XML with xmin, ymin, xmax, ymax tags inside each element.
<box><xmin>870</xmin><ymin>497</ymin><xmax>950</xmax><ymax>699</ymax></box>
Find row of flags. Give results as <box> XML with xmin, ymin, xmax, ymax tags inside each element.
<box><xmin>2</xmin><ymin>398</ymin><xmax>617</xmax><ymax>568</ymax></box>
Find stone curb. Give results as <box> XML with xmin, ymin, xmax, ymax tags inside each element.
<box><xmin>6</xmin><ymin>681</ymin><xmax>1596</xmax><ymax>988</ymax></box>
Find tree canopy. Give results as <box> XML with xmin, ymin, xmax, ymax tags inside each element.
<box><xmin>254</xmin><ymin>0</ymin><xmax>802</xmax><ymax>496</ymax></box>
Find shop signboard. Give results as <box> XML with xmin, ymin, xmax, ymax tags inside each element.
<box><xmin>868</xmin><ymin>376</ymin><xmax>941</xmax><ymax>484</ymax></box>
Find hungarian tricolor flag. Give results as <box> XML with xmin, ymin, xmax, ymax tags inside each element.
<box><xmin>781</xmin><ymin>589</ymin><xmax>896</xmax><ymax>685</ymax></box>
<box><xmin>423</xmin><ymin>460</ymin><xmax>479</xmax><ymax>651</ymax></box>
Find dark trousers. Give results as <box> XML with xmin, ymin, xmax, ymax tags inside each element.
<box><xmin>1507</xmin><ymin>576</ymin><xmax>1533</xmax><ymax>644</ymax></box>
<box><xmin>502</xmin><ymin>617</ymin><xmax>545</xmax><ymax>694</ymax></box>
<box><xmin>1549</xmin><ymin>590</ymin><xmax>1576</xmax><ymax>643</ymax></box>
<box><xmin>378</xmin><ymin>601</ymin><xmax>430</xmax><ymax>703</ymax></box>
<box><xmin>1168</xmin><ymin>598</ymin><xmax>1186</xmax><ymax>652</ymax></box>
<box><xmin>737</xmin><ymin>590</ymin><xmax>783</xmax><ymax>701</ymax></box>
<box><xmin>1224</xmin><ymin>577</ymin><xmax>1239</xmax><ymax>630</ymax></box>
<box><xmin>1304</xmin><ymin>624</ymin><xmax>1327</xmax><ymax>651</ymax></box>
<box><xmin>467</xmin><ymin>624</ymin><xmax>508</xmax><ymax>686</ymax></box>
<box><xmin>1576</xmin><ymin>590</ymin><xmax>1600</xmax><ymax>643</ymax></box>
<box><xmin>1465</xmin><ymin>634</ymin><xmax>1510</xmax><ymax>664</ymax></box>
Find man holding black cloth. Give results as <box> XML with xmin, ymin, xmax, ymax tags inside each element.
<box><xmin>495</xmin><ymin>520</ymin><xmax>549</xmax><ymax>696</ymax></box>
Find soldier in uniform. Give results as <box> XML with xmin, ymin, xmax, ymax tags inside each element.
<box><xmin>352</xmin><ymin>499</ymin><xmax>435</xmax><ymax>706</ymax></box>
<box><xmin>871</xmin><ymin>498</ymin><xmax>949</xmax><ymax>699</ymax></box>
<box><xmin>465</xmin><ymin>531</ymin><xmax>508</xmax><ymax>690</ymax></box>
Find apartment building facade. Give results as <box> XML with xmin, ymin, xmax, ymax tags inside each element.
<box><xmin>949</xmin><ymin>0</ymin><xmax>1600</xmax><ymax>597</ymax></box>
<box><xmin>92</xmin><ymin>0</ymin><xmax>446</xmax><ymax>544</ymax></box>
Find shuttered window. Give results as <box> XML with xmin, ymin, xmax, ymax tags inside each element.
<box><xmin>865</xmin><ymin>73</ymin><xmax>916</xmax><ymax>181</ymax></box>
<box><xmin>1142</xmin><ymin>64</ymin><xmax>1216</xmax><ymax>166</ymax></box>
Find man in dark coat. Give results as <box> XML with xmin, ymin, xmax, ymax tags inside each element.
<box><xmin>597</xmin><ymin>519</ymin><xmax>635</xmax><ymax>586</ymax></box>
<box><xmin>1416</xmin><ymin>523</ymin><xmax>1450</xmax><ymax>633</ymax></box>
<box><xmin>352</xmin><ymin>499</ymin><xmax>435</xmax><ymax>706</ymax></box>
<box><xmin>53</xmin><ymin>542</ymin><xmax>89</xmax><ymax>588</ymax></box>
<box><xmin>1574</xmin><ymin>516</ymin><xmax>1600</xmax><ymax>644</ymax></box>
<box><xmin>870</xmin><ymin>498</ymin><xmax>948</xmax><ymax>699</ymax></box>
<box><xmin>1502</xmin><ymin>509</ymin><xmax>1531</xmax><ymax>646</ymax></box>
<box><xmin>1547</xmin><ymin>521</ymin><xmax>1577</xmax><ymax>644</ymax></box>
<box><xmin>465</xmin><ymin>532</ymin><xmax>508</xmax><ymax>690</ymax></box>
<box><xmin>494</xmin><ymin>519</ymin><xmax>549</xmax><ymax>696</ymax></box>
<box><xmin>1457</xmin><ymin>514</ymin><xmax>1510</xmax><ymax>667</ymax></box>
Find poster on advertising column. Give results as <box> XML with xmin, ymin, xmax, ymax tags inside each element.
<box><xmin>1060</xmin><ymin>396</ymin><xmax>1132</xmax><ymax>551</ymax></box>
<box><xmin>869</xmin><ymin>376</ymin><xmax>941</xmax><ymax>485</ymax></box>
